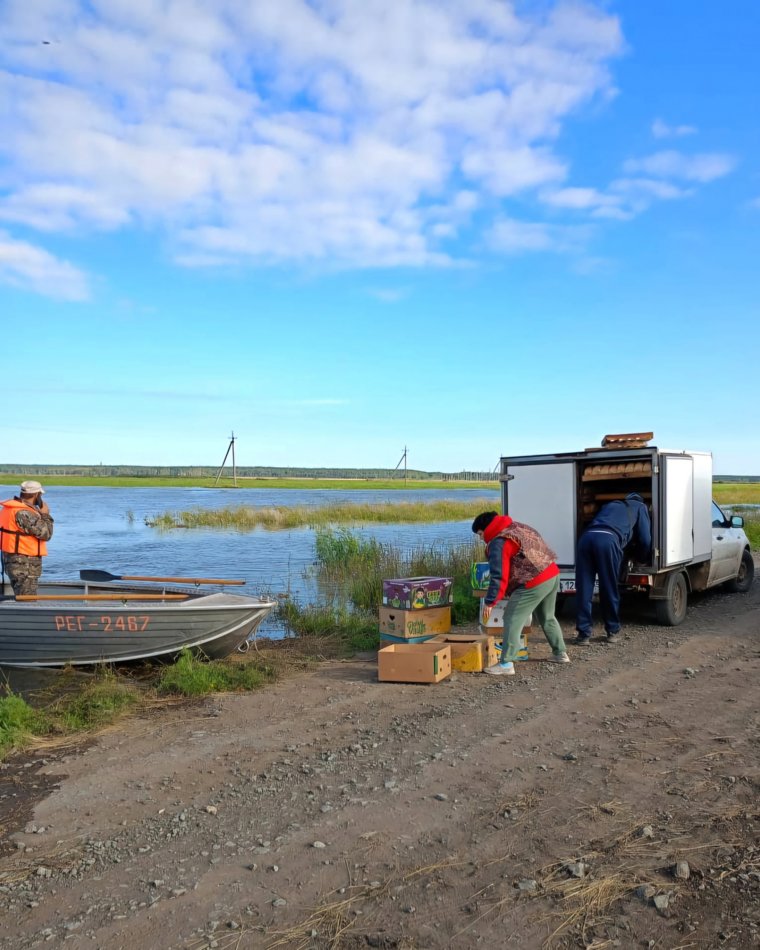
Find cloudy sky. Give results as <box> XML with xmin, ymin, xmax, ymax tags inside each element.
<box><xmin>1</xmin><ymin>1</ymin><xmax>759</xmax><ymax>473</ymax></box>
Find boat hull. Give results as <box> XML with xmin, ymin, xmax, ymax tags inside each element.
<box><xmin>0</xmin><ymin>583</ymin><xmax>276</xmax><ymax>668</ymax></box>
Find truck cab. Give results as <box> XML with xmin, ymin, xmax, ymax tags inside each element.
<box><xmin>708</xmin><ymin>501</ymin><xmax>752</xmax><ymax>587</ymax></box>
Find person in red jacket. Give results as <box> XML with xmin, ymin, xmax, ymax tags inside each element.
<box><xmin>0</xmin><ymin>480</ymin><xmax>54</xmax><ymax>596</ymax></box>
<box><xmin>472</xmin><ymin>510</ymin><xmax>569</xmax><ymax>675</ymax></box>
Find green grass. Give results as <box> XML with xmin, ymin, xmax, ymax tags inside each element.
<box><xmin>0</xmin><ymin>652</ymin><xmax>279</xmax><ymax>761</ymax></box>
<box><xmin>146</xmin><ymin>498</ymin><xmax>496</xmax><ymax>531</ymax></box>
<box><xmin>156</xmin><ymin>649</ymin><xmax>276</xmax><ymax>696</ymax></box>
<box><xmin>742</xmin><ymin>514</ymin><xmax>760</xmax><ymax>547</ymax></box>
<box><xmin>0</xmin><ymin>668</ymin><xmax>140</xmax><ymax>758</ymax></box>
<box><xmin>713</xmin><ymin>483</ymin><xmax>760</xmax><ymax>505</ymax></box>
<box><xmin>713</xmin><ymin>484</ymin><xmax>759</xmax><ymax>546</ymax></box>
<box><xmin>51</xmin><ymin>672</ymin><xmax>140</xmax><ymax>730</ymax></box>
<box><xmin>0</xmin><ymin>694</ymin><xmax>49</xmax><ymax>758</ymax></box>
<box><xmin>277</xmin><ymin>601</ymin><xmax>380</xmax><ymax>653</ymax></box>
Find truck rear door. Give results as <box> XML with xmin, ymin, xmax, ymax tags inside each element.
<box><xmin>661</xmin><ymin>453</ymin><xmax>712</xmax><ymax>567</ymax></box>
<box><xmin>502</xmin><ymin>462</ymin><xmax>576</xmax><ymax>567</ymax></box>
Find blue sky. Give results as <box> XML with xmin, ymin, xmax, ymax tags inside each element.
<box><xmin>1</xmin><ymin>1</ymin><xmax>759</xmax><ymax>474</ymax></box>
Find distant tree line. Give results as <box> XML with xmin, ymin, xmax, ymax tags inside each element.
<box><xmin>0</xmin><ymin>464</ymin><xmax>498</xmax><ymax>481</ymax></box>
<box><xmin>1</xmin><ymin>463</ymin><xmax>752</xmax><ymax>481</ymax></box>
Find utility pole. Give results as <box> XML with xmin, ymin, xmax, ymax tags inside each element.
<box><xmin>214</xmin><ymin>432</ymin><xmax>237</xmax><ymax>487</ymax></box>
<box><xmin>392</xmin><ymin>447</ymin><xmax>408</xmax><ymax>483</ymax></box>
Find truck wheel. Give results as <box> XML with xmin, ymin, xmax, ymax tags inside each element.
<box><xmin>726</xmin><ymin>549</ymin><xmax>755</xmax><ymax>593</ymax></box>
<box><xmin>654</xmin><ymin>571</ymin><xmax>688</xmax><ymax>626</ymax></box>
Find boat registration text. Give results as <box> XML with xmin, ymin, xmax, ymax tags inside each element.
<box><xmin>54</xmin><ymin>615</ymin><xmax>151</xmax><ymax>632</ymax></box>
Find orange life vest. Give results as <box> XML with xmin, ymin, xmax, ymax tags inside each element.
<box><xmin>0</xmin><ymin>499</ymin><xmax>48</xmax><ymax>557</ymax></box>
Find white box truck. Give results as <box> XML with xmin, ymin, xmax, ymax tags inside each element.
<box><xmin>499</xmin><ymin>434</ymin><xmax>754</xmax><ymax>625</ymax></box>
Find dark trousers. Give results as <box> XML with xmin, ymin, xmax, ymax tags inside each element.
<box><xmin>575</xmin><ymin>530</ymin><xmax>623</xmax><ymax>636</ymax></box>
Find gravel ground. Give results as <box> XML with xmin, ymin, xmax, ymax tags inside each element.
<box><xmin>0</xmin><ymin>567</ymin><xmax>758</xmax><ymax>950</ymax></box>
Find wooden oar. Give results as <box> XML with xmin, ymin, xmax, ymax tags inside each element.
<box><xmin>17</xmin><ymin>594</ymin><xmax>189</xmax><ymax>601</ymax></box>
<box><xmin>79</xmin><ymin>570</ymin><xmax>245</xmax><ymax>585</ymax></box>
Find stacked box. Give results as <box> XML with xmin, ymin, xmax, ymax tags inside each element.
<box><xmin>382</xmin><ymin>577</ymin><xmax>453</xmax><ymax>610</ymax></box>
<box><xmin>380</xmin><ymin>632</ymin><xmax>436</xmax><ymax>646</ymax></box>
<box><xmin>376</xmin><ymin>577</ymin><xmax>454</xmax><ymax>683</ymax></box>
<box><xmin>379</xmin><ymin>605</ymin><xmax>451</xmax><ymax>639</ymax></box>
<box><xmin>479</xmin><ymin>598</ymin><xmax>532</xmax><ymax>631</ymax></box>
<box><xmin>377</xmin><ymin>642</ymin><xmax>452</xmax><ymax>683</ymax></box>
<box><xmin>470</xmin><ymin>562</ymin><xmax>491</xmax><ymax>590</ymax></box>
<box><xmin>431</xmin><ymin>634</ymin><xmax>500</xmax><ymax>672</ymax></box>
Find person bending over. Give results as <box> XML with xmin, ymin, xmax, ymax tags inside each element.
<box><xmin>574</xmin><ymin>492</ymin><xmax>652</xmax><ymax>644</ymax></box>
<box><xmin>472</xmin><ymin>510</ymin><xmax>569</xmax><ymax>675</ymax></box>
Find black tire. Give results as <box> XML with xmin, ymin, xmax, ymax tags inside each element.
<box><xmin>726</xmin><ymin>549</ymin><xmax>755</xmax><ymax>594</ymax></box>
<box><xmin>654</xmin><ymin>571</ymin><xmax>688</xmax><ymax>626</ymax></box>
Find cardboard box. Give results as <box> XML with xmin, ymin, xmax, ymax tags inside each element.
<box><xmin>379</xmin><ymin>606</ymin><xmax>451</xmax><ymax>638</ymax></box>
<box><xmin>382</xmin><ymin>576</ymin><xmax>453</xmax><ymax>610</ymax></box>
<box><xmin>432</xmin><ymin>634</ymin><xmax>499</xmax><ymax>672</ymax></box>
<box><xmin>470</xmin><ymin>562</ymin><xmax>491</xmax><ymax>590</ymax></box>
<box><xmin>377</xmin><ymin>643</ymin><xmax>452</xmax><ymax>684</ymax></box>
<box><xmin>479</xmin><ymin>598</ymin><xmax>532</xmax><ymax>630</ymax></box>
<box><xmin>493</xmin><ymin>633</ymin><xmax>529</xmax><ymax>662</ymax></box>
<box><xmin>380</xmin><ymin>632</ymin><xmax>436</xmax><ymax>645</ymax></box>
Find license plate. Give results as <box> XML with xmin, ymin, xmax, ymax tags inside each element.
<box><xmin>559</xmin><ymin>580</ymin><xmax>576</xmax><ymax>593</ymax></box>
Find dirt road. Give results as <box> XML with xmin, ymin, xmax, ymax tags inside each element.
<box><xmin>1</xmin><ymin>573</ymin><xmax>758</xmax><ymax>949</ymax></box>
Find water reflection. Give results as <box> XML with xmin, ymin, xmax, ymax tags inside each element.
<box><xmin>0</xmin><ymin>484</ymin><xmax>498</xmax><ymax>637</ymax></box>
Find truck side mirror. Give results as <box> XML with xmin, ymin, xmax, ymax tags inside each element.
<box><xmin>730</xmin><ymin>515</ymin><xmax>744</xmax><ymax>528</ymax></box>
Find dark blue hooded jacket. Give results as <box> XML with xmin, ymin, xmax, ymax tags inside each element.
<box><xmin>586</xmin><ymin>493</ymin><xmax>652</xmax><ymax>561</ymax></box>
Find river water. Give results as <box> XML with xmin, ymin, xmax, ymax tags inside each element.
<box><xmin>0</xmin><ymin>485</ymin><xmax>498</xmax><ymax>637</ymax></box>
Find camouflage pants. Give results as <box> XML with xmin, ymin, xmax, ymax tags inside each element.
<box><xmin>2</xmin><ymin>555</ymin><xmax>43</xmax><ymax>596</ymax></box>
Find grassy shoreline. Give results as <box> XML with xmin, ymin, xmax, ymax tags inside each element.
<box><xmin>0</xmin><ymin>474</ymin><xmax>498</xmax><ymax>491</ymax></box>
<box><xmin>1</xmin><ymin>474</ymin><xmax>756</xmax><ymax>500</ymax></box>
<box><xmin>0</xmin><ymin>651</ymin><xmax>279</xmax><ymax>761</ymax></box>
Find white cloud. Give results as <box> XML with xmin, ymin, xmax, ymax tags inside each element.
<box><xmin>541</xmin><ymin>186</ymin><xmax>624</xmax><ymax>218</ymax></box>
<box><xmin>0</xmin><ymin>230</ymin><xmax>90</xmax><ymax>299</ymax></box>
<box><xmin>489</xmin><ymin>217</ymin><xmax>589</xmax><ymax>254</ymax></box>
<box><xmin>652</xmin><ymin>118</ymin><xmax>697</xmax><ymax>139</ymax></box>
<box><xmin>368</xmin><ymin>288</ymin><xmax>408</xmax><ymax>303</ymax></box>
<box><xmin>462</xmin><ymin>146</ymin><xmax>567</xmax><ymax>196</ymax></box>
<box><xmin>623</xmin><ymin>150</ymin><xmax>736</xmax><ymax>183</ymax></box>
<box><xmin>0</xmin><ymin>0</ymin><xmax>624</xmax><ymax>276</ymax></box>
<box><xmin>0</xmin><ymin>184</ymin><xmax>130</xmax><ymax>232</ymax></box>
<box><xmin>611</xmin><ymin>177</ymin><xmax>691</xmax><ymax>202</ymax></box>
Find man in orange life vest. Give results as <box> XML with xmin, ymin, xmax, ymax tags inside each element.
<box><xmin>0</xmin><ymin>480</ymin><xmax>54</xmax><ymax>596</ymax></box>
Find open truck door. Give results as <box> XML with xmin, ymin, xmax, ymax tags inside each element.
<box><xmin>502</xmin><ymin>461</ymin><xmax>576</xmax><ymax>572</ymax></box>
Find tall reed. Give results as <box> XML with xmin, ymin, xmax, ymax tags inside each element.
<box><xmin>312</xmin><ymin>528</ymin><xmax>483</xmax><ymax>624</ymax></box>
<box><xmin>146</xmin><ymin>498</ymin><xmax>496</xmax><ymax>531</ymax></box>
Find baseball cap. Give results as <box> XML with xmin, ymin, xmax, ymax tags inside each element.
<box><xmin>20</xmin><ymin>480</ymin><xmax>45</xmax><ymax>495</ymax></box>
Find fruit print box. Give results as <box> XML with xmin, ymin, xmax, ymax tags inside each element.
<box><xmin>381</xmin><ymin>576</ymin><xmax>453</xmax><ymax>610</ymax></box>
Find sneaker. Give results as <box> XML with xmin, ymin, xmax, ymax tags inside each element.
<box><xmin>484</xmin><ymin>662</ymin><xmax>515</xmax><ymax>676</ymax></box>
<box><xmin>547</xmin><ymin>652</ymin><xmax>570</xmax><ymax>664</ymax></box>
<box><xmin>573</xmin><ymin>635</ymin><xmax>591</xmax><ymax>646</ymax></box>
<box><xmin>606</xmin><ymin>633</ymin><xmax>620</xmax><ymax>644</ymax></box>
